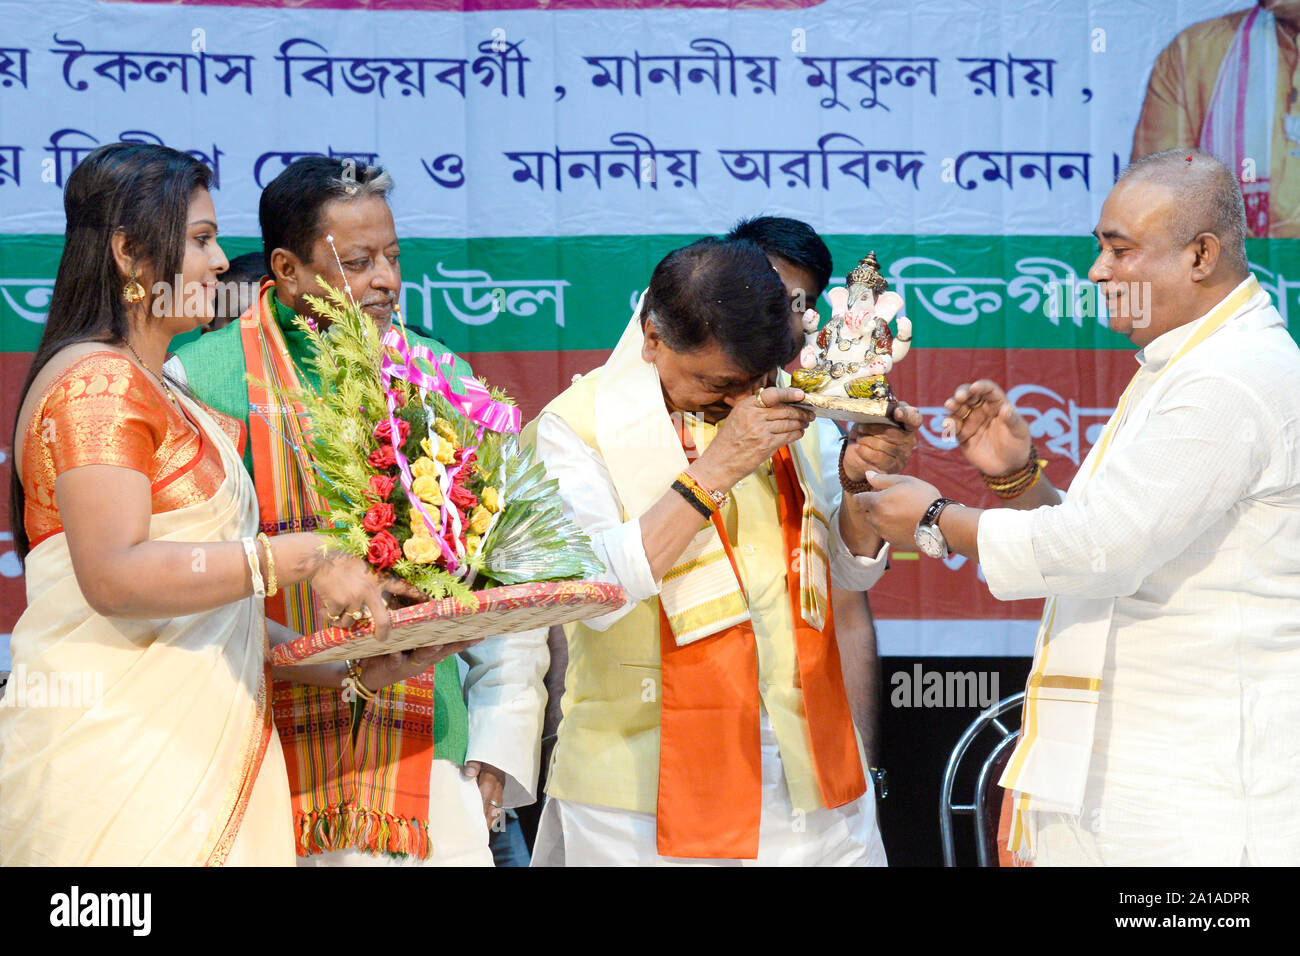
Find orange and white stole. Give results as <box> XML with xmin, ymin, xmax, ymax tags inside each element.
<box><xmin>596</xmin><ymin>305</ymin><xmax>863</xmax><ymax>859</ymax></box>
<box><xmin>1001</xmin><ymin>277</ymin><xmax>1264</xmax><ymax>856</ymax></box>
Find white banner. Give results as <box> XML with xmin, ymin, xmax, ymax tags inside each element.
<box><xmin>0</xmin><ymin>0</ymin><xmax>1243</xmax><ymax>238</ymax></box>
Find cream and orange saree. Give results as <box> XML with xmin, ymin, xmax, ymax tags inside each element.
<box><xmin>0</xmin><ymin>387</ymin><xmax>294</xmax><ymax>865</ymax></box>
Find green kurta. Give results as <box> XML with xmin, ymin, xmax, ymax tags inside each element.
<box><xmin>174</xmin><ymin>289</ymin><xmax>471</xmax><ymax>762</ymax></box>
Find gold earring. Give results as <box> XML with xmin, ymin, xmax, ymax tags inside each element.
<box><xmin>122</xmin><ymin>268</ymin><xmax>146</xmax><ymax>304</ymax></box>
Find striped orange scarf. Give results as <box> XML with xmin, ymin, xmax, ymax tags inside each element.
<box><xmin>240</xmin><ymin>283</ymin><xmax>442</xmax><ymax>858</ymax></box>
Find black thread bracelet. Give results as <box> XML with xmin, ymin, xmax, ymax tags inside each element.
<box><xmin>672</xmin><ymin>479</ymin><xmax>715</xmax><ymax>519</ymax></box>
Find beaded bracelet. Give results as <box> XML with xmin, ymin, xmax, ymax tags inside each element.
<box><xmin>838</xmin><ymin>440</ymin><xmax>873</xmax><ymax>494</ymax></box>
<box><xmin>981</xmin><ymin>443</ymin><xmax>1048</xmax><ymax>500</ymax></box>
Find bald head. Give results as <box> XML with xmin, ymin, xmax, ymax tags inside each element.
<box><xmin>1119</xmin><ymin>149</ymin><xmax>1249</xmax><ymax>278</ymax></box>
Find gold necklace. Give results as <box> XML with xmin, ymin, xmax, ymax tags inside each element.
<box><xmin>124</xmin><ymin>339</ymin><xmax>177</xmax><ymax>404</ymax></box>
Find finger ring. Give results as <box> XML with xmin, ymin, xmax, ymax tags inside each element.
<box><xmin>959</xmin><ymin>407</ymin><xmax>972</xmax><ymax>422</ymax></box>
<box><xmin>489</xmin><ymin>800</ymin><xmax>503</xmax><ymax>809</ymax></box>
<box><xmin>754</xmin><ymin>390</ymin><xmax>768</xmax><ymax>408</ymax></box>
<box><xmin>969</xmin><ymin>397</ymin><xmax>984</xmax><ymax>409</ymax></box>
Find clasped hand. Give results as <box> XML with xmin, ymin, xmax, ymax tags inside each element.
<box><xmin>840</xmin><ymin>403</ymin><xmax>923</xmax><ymax>483</ymax></box>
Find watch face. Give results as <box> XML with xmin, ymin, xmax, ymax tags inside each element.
<box><xmin>914</xmin><ymin>523</ymin><xmax>947</xmax><ymax>559</ymax></box>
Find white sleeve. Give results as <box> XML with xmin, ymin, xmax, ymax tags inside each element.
<box><xmin>816</xmin><ymin>419</ymin><xmax>891</xmax><ymax>591</ymax></box>
<box><xmin>532</xmin><ymin>413</ymin><xmax>661</xmax><ymax>631</ymax></box>
<box><xmin>829</xmin><ymin>507</ymin><xmax>891</xmax><ymax>590</ymax></box>
<box><xmin>460</xmin><ymin>627</ymin><xmax>549</xmax><ymax>808</ymax></box>
<box><xmin>978</xmin><ymin>371</ymin><xmax>1269</xmax><ymax>601</ymax></box>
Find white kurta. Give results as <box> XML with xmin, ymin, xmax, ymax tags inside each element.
<box><xmin>979</xmin><ymin>279</ymin><xmax>1300</xmax><ymax>865</ymax></box>
<box><xmin>531</xmin><ymin>415</ymin><xmax>888</xmax><ymax>866</ymax></box>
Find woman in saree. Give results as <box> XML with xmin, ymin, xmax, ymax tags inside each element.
<box><xmin>0</xmin><ymin>143</ymin><xmax>453</xmax><ymax>866</ymax></box>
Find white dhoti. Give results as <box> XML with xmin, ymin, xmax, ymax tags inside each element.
<box><xmin>532</xmin><ymin>710</ymin><xmax>886</xmax><ymax>867</ymax></box>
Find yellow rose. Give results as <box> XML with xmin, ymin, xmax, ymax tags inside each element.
<box><xmin>469</xmin><ymin>505</ymin><xmax>493</xmax><ymax>535</ymax></box>
<box><xmin>481</xmin><ymin>486</ymin><xmax>501</xmax><ymax>514</ymax></box>
<box><xmin>410</xmin><ymin>456</ymin><xmax>438</xmax><ymax>478</ymax></box>
<box><xmin>419</xmin><ymin>436</ymin><xmax>435</xmax><ymax>460</ymax></box>
<box><xmin>409</xmin><ymin>514</ymin><xmax>435</xmax><ymax>538</ymax></box>
<box><xmin>465</xmin><ymin>533</ymin><xmax>482</xmax><ymax>556</ymax></box>
<box><xmin>411</xmin><ymin>474</ymin><xmax>443</xmax><ymax>506</ymax></box>
<box><xmin>433</xmin><ymin>418</ymin><xmax>458</xmax><ymax>443</ymax></box>
<box><xmin>435</xmin><ymin>436</ymin><xmax>456</xmax><ymax>465</ymax></box>
<box><xmin>403</xmin><ymin>535</ymin><xmax>440</xmax><ymax>565</ymax></box>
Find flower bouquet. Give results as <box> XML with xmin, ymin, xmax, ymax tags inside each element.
<box><xmin>269</xmin><ymin>283</ymin><xmax>623</xmax><ymax>665</ymax></box>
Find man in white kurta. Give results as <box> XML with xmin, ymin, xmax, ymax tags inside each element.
<box><xmin>860</xmin><ymin>149</ymin><xmax>1300</xmax><ymax>865</ymax></box>
<box><xmin>982</xmin><ymin>273</ymin><xmax>1300</xmax><ymax>865</ymax></box>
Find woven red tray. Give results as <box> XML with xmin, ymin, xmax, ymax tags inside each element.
<box><xmin>271</xmin><ymin>580</ymin><xmax>625</xmax><ymax>666</ymax></box>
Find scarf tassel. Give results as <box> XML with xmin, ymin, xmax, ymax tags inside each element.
<box><xmin>292</xmin><ymin>807</ymin><xmax>432</xmax><ymax>860</ymax></box>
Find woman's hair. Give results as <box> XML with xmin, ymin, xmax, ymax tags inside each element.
<box><xmin>8</xmin><ymin>142</ymin><xmax>212</xmax><ymax>562</ymax></box>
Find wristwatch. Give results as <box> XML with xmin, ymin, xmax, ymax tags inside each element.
<box><xmin>914</xmin><ymin>497</ymin><xmax>958</xmax><ymax>559</ymax></box>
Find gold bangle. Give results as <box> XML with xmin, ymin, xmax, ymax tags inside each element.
<box><xmin>256</xmin><ymin>532</ymin><xmax>278</xmax><ymax>598</ymax></box>
<box><xmin>343</xmin><ymin>659</ymin><xmax>377</xmax><ymax>701</ymax></box>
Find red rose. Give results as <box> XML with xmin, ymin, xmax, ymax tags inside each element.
<box><xmin>365</xmin><ymin>530</ymin><xmax>401</xmax><ymax>570</ymax></box>
<box><xmin>454</xmin><ymin>449</ymin><xmax>478</xmax><ymax>468</ymax></box>
<box><xmin>361</xmin><ymin>502</ymin><xmax>396</xmax><ymax>533</ymax></box>
<box><xmin>373</xmin><ymin>419</ymin><xmax>410</xmax><ymax>445</ymax></box>
<box><xmin>448</xmin><ymin>483</ymin><xmax>478</xmax><ymax>509</ymax></box>
<box><xmin>442</xmin><ymin>526</ymin><xmax>467</xmax><ymax>555</ymax></box>
<box><xmin>365</xmin><ymin>474</ymin><xmax>396</xmax><ymax>502</ymax></box>
<box><xmin>368</xmin><ymin>444</ymin><xmax>397</xmax><ymax>470</ymax></box>
<box><xmin>390</xmin><ymin>389</ymin><xmax>407</xmax><ymax>408</ymax></box>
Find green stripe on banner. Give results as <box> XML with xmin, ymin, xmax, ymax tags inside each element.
<box><xmin>3</xmin><ymin>234</ymin><xmax>1297</xmax><ymax>354</ymax></box>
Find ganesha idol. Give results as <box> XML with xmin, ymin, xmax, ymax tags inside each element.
<box><xmin>789</xmin><ymin>251</ymin><xmax>912</xmax><ymax>425</ymax></box>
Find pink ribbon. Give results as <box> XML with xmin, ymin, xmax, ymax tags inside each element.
<box><xmin>381</xmin><ymin>330</ymin><xmax>521</xmax><ymax>435</ymax></box>
<box><xmin>376</xmin><ymin>329</ymin><xmax>520</xmax><ymax>573</ymax></box>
